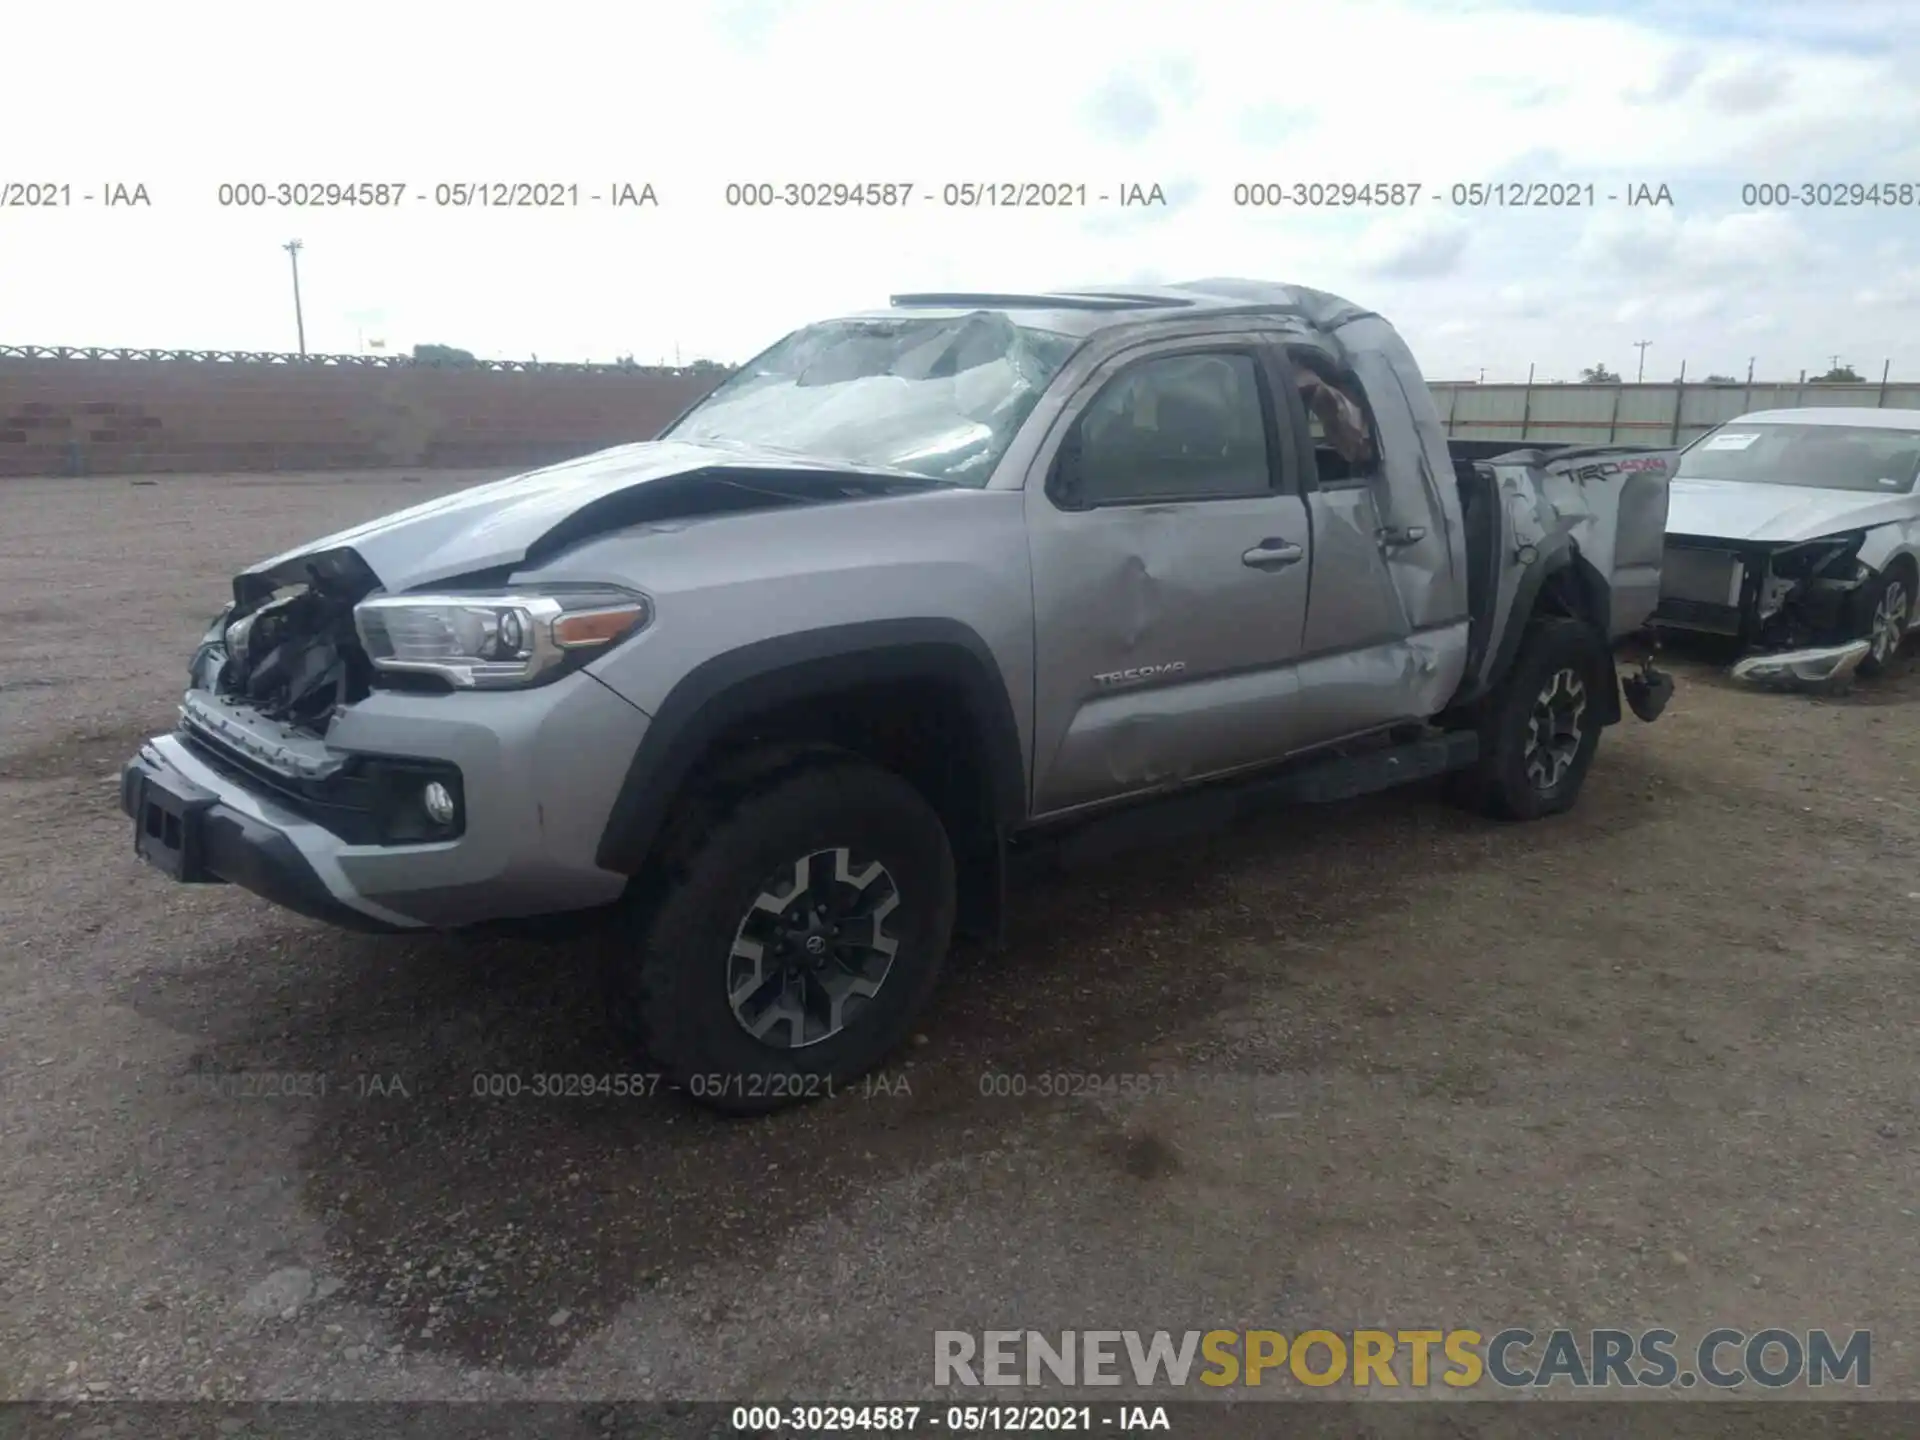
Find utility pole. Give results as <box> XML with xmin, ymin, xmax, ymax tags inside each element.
<box><xmin>1633</xmin><ymin>339</ymin><xmax>1651</xmax><ymax>382</ymax></box>
<box><xmin>284</xmin><ymin>239</ymin><xmax>307</xmax><ymax>356</ymax></box>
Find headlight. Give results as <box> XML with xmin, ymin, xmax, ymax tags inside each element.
<box><xmin>353</xmin><ymin>585</ymin><xmax>652</xmax><ymax>690</ymax></box>
<box><xmin>189</xmin><ymin>603</ymin><xmax>237</xmax><ymax>689</ymax></box>
<box><xmin>1768</xmin><ymin>533</ymin><xmax>1864</xmax><ymax>578</ymax></box>
<box><xmin>201</xmin><ymin>602</ymin><xmax>235</xmax><ymax>645</ymax></box>
<box><xmin>224</xmin><ymin>608</ymin><xmax>257</xmax><ymax>662</ymax></box>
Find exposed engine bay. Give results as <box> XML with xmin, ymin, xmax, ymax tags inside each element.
<box><xmin>1657</xmin><ymin>533</ymin><xmax>1874</xmax><ymax>648</ymax></box>
<box><xmin>188</xmin><ymin>464</ymin><xmax>925</xmax><ymax>737</ymax></box>
<box><xmin>193</xmin><ymin>556</ymin><xmax>384</xmax><ymax>735</ymax></box>
<box><xmin>1743</xmin><ymin>536</ymin><xmax>1874</xmax><ymax>649</ymax></box>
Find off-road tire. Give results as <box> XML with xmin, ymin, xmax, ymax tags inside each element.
<box><xmin>613</xmin><ymin>753</ymin><xmax>956</xmax><ymax>1116</ymax></box>
<box><xmin>1852</xmin><ymin>562</ymin><xmax>1914</xmax><ymax>680</ymax></box>
<box><xmin>1451</xmin><ymin>617</ymin><xmax>1609</xmax><ymax>822</ymax></box>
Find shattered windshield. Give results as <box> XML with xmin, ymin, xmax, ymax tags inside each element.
<box><xmin>1679</xmin><ymin>423</ymin><xmax>1920</xmax><ymax>494</ymax></box>
<box><xmin>662</xmin><ymin>313</ymin><xmax>1080</xmax><ymax>485</ymax></box>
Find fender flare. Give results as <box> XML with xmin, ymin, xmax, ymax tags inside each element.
<box><xmin>594</xmin><ymin>618</ymin><xmax>1028</xmax><ymax>875</ymax></box>
<box><xmin>1481</xmin><ymin>541</ymin><xmax>1622</xmax><ymax>725</ymax></box>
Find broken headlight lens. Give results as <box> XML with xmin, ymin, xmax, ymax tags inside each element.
<box><xmin>189</xmin><ymin>603</ymin><xmax>237</xmax><ymax>689</ymax></box>
<box><xmin>353</xmin><ymin>585</ymin><xmax>651</xmax><ymax>690</ymax></box>
<box><xmin>200</xmin><ymin>602</ymin><xmax>235</xmax><ymax>645</ymax></box>
<box><xmin>1767</xmin><ymin>533</ymin><xmax>1864</xmax><ymax>579</ymax></box>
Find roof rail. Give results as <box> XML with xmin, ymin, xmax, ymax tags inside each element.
<box><xmin>1051</xmin><ymin>290</ymin><xmax>1198</xmax><ymax>307</ymax></box>
<box><xmin>888</xmin><ymin>291</ymin><xmax>1175</xmax><ymax>312</ymax></box>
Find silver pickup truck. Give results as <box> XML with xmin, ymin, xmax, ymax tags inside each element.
<box><xmin>122</xmin><ymin>280</ymin><xmax>1676</xmax><ymax>1111</ymax></box>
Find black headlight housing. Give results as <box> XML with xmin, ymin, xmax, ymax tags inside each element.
<box><xmin>1768</xmin><ymin>533</ymin><xmax>1864</xmax><ymax>580</ymax></box>
<box><xmin>188</xmin><ymin>603</ymin><xmax>235</xmax><ymax>690</ymax></box>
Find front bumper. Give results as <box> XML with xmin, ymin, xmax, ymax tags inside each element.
<box><xmin>119</xmin><ymin>672</ymin><xmax>651</xmax><ymax>930</ymax></box>
<box><xmin>121</xmin><ymin>747</ymin><xmax>409</xmax><ymax>932</ymax></box>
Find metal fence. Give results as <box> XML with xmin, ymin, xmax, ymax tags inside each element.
<box><xmin>7</xmin><ymin>346</ymin><xmax>1915</xmax><ymax>446</ymax></box>
<box><xmin>1432</xmin><ymin>380</ymin><xmax>1920</xmax><ymax>448</ymax></box>
<box><xmin>0</xmin><ymin>345</ymin><xmax>730</xmax><ymax>378</ymax></box>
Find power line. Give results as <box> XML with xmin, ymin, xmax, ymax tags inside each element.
<box><xmin>283</xmin><ymin>240</ymin><xmax>307</xmax><ymax>357</ymax></box>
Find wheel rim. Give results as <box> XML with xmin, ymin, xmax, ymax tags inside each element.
<box><xmin>1525</xmin><ymin>667</ymin><xmax>1588</xmax><ymax>791</ymax></box>
<box><xmin>726</xmin><ymin>847</ymin><xmax>901</xmax><ymax>1049</ymax></box>
<box><xmin>1870</xmin><ymin>580</ymin><xmax>1909</xmax><ymax>664</ymax></box>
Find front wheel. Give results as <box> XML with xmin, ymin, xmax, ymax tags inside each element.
<box><xmin>1453</xmin><ymin>617</ymin><xmax>1609</xmax><ymax>822</ymax></box>
<box><xmin>1853</xmin><ymin>565</ymin><xmax>1913</xmax><ymax>679</ymax></box>
<box><xmin>615</xmin><ymin>755</ymin><xmax>956</xmax><ymax>1115</ymax></box>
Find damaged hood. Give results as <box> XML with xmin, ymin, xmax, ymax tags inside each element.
<box><xmin>243</xmin><ymin>440</ymin><xmax>946</xmax><ymax>593</ymax></box>
<box><xmin>1665</xmin><ymin>477</ymin><xmax>1917</xmax><ymax>545</ymax></box>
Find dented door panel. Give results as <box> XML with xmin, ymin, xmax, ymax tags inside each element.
<box><xmin>1340</xmin><ymin>328</ymin><xmax>1466</xmax><ymax>632</ymax></box>
<box><xmin>1286</xmin><ymin>327</ymin><xmax>1463</xmax><ymax>735</ymax></box>
<box><xmin>1300</xmin><ymin>485</ymin><xmax>1407</xmax><ymax>653</ymax></box>
<box><xmin>1282</xmin><ymin>623</ymin><xmax>1472</xmax><ymax>743</ymax></box>
<box><xmin>1025</xmin><ymin>495</ymin><xmax>1315</xmax><ymax>815</ymax></box>
<box><xmin>1038</xmin><ymin>662</ymin><xmax>1307</xmax><ymax>814</ymax></box>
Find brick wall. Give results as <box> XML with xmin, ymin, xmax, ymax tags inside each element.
<box><xmin>0</xmin><ymin>359</ymin><xmax>730</xmax><ymax>477</ymax></box>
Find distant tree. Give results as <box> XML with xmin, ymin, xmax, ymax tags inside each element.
<box><xmin>688</xmin><ymin>358</ymin><xmax>730</xmax><ymax>375</ymax></box>
<box><xmin>412</xmin><ymin>343</ymin><xmax>477</xmax><ymax>366</ymax></box>
<box><xmin>1702</xmin><ymin>373</ymin><xmax>1739</xmax><ymax>383</ymax></box>
<box><xmin>1579</xmin><ymin>363</ymin><xmax>1622</xmax><ymax>383</ymax></box>
<box><xmin>1812</xmin><ymin>364</ymin><xmax>1863</xmax><ymax>383</ymax></box>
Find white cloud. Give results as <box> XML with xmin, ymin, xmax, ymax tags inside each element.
<box><xmin>1576</xmin><ymin>209</ymin><xmax>1814</xmax><ymax>280</ymax></box>
<box><xmin>0</xmin><ymin>0</ymin><xmax>1916</xmax><ymax>380</ymax></box>
<box><xmin>1855</xmin><ymin>268</ymin><xmax>1920</xmax><ymax>311</ymax></box>
<box><xmin>1356</xmin><ymin>216</ymin><xmax>1473</xmax><ymax>279</ymax></box>
<box><xmin>1086</xmin><ymin>76</ymin><xmax>1165</xmax><ymax>145</ymax></box>
<box><xmin>1490</xmin><ymin>285</ymin><xmax>1550</xmax><ymax>320</ymax></box>
<box><xmin>1701</xmin><ymin>61</ymin><xmax>1792</xmax><ymax>116</ymax></box>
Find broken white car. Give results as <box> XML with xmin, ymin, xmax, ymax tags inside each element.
<box><xmin>1653</xmin><ymin>408</ymin><xmax>1920</xmax><ymax>683</ymax></box>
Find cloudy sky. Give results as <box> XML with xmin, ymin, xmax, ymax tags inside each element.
<box><xmin>4</xmin><ymin>0</ymin><xmax>1918</xmax><ymax>381</ymax></box>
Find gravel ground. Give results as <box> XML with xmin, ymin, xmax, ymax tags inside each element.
<box><xmin>1</xmin><ymin>470</ymin><xmax>1916</xmax><ymax>1407</ymax></box>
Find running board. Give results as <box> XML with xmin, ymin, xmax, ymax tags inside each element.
<box><xmin>1241</xmin><ymin>728</ymin><xmax>1478</xmax><ymax>806</ymax></box>
<box><xmin>1019</xmin><ymin>729</ymin><xmax>1479</xmax><ymax>873</ymax></box>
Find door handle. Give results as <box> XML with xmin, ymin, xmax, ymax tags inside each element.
<box><xmin>1376</xmin><ymin>525</ymin><xmax>1427</xmax><ymax>550</ymax></box>
<box><xmin>1242</xmin><ymin>538</ymin><xmax>1304</xmax><ymax>569</ymax></box>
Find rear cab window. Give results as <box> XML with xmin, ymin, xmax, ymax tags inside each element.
<box><xmin>1285</xmin><ymin>347</ymin><xmax>1381</xmax><ymax>487</ymax></box>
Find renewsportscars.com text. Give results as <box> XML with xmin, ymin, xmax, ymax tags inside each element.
<box><xmin>934</xmin><ymin>1328</ymin><xmax>1871</xmax><ymax>1390</ymax></box>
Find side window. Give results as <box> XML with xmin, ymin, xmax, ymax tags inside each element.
<box><xmin>1065</xmin><ymin>351</ymin><xmax>1273</xmax><ymax>505</ymax></box>
<box><xmin>1288</xmin><ymin>350</ymin><xmax>1380</xmax><ymax>487</ymax></box>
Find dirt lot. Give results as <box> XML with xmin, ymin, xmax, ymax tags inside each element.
<box><xmin>1</xmin><ymin>470</ymin><xmax>1917</xmax><ymax>1407</ymax></box>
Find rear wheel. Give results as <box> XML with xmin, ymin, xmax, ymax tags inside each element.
<box><xmin>1452</xmin><ymin>617</ymin><xmax>1609</xmax><ymax>821</ymax></box>
<box><xmin>1854</xmin><ymin>564</ymin><xmax>1913</xmax><ymax>679</ymax></box>
<box><xmin>614</xmin><ymin>754</ymin><xmax>956</xmax><ymax>1115</ymax></box>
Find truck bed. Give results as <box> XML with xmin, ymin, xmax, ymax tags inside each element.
<box><xmin>1446</xmin><ymin>440</ymin><xmax>1680</xmax><ymax>691</ymax></box>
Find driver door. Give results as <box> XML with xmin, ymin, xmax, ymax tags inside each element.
<box><xmin>1025</xmin><ymin>337</ymin><xmax>1319</xmax><ymax>816</ymax></box>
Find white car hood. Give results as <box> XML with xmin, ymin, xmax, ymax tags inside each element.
<box><xmin>1666</xmin><ymin>477</ymin><xmax>1917</xmax><ymax>545</ymax></box>
<box><xmin>242</xmin><ymin>439</ymin><xmax>934</xmax><ymax>592</ymax></box>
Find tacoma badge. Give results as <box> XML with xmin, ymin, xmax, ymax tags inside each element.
<box><xmin>1093</xmin><ymin>662</ymin><xmax>1187</xmax><ymax>686</ymax></box>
